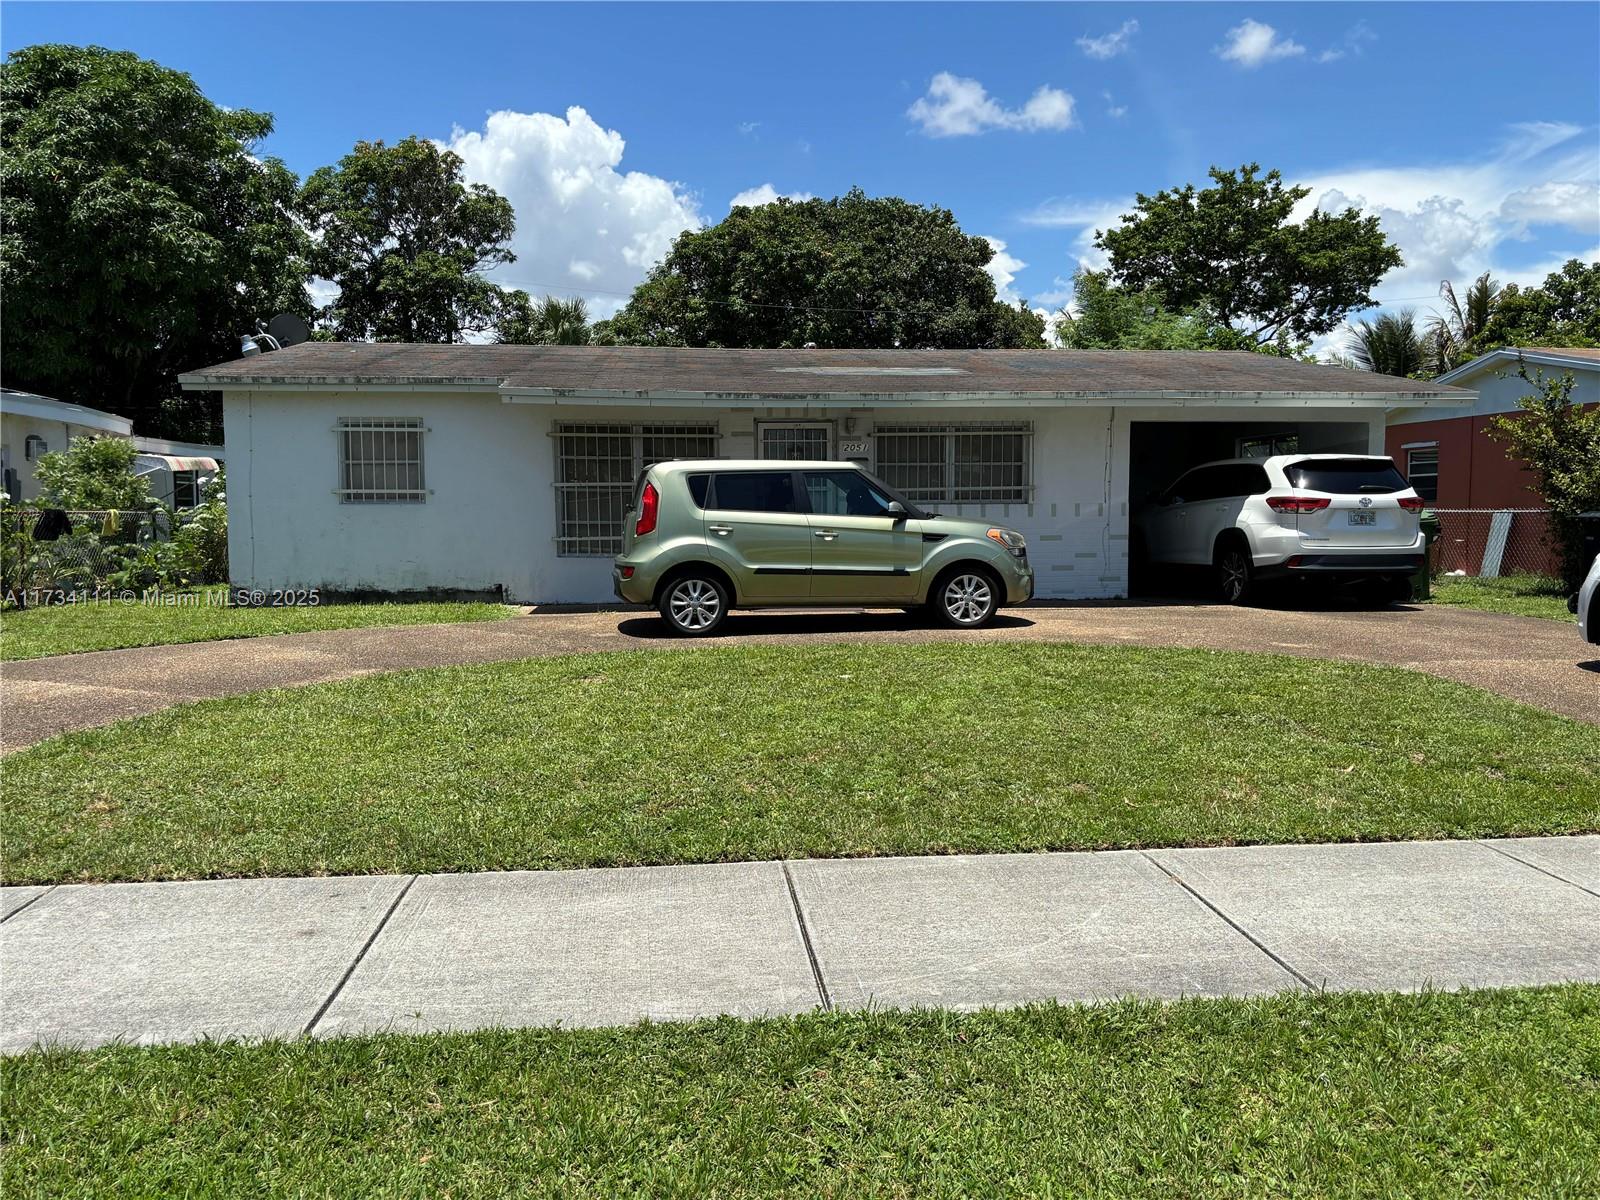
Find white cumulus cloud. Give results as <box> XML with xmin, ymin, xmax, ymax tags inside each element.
<box><xmin>442</xmin><ymin>106</ymin><xmax>702</xmax><ymax>317</ymax></box>
<box><xmin>729</xmin><ymin>183</ymin><xmax>815</xmax><ymax>210</ymax></box>
<box><xmin>979</xmin><ymin>236</ymin><xmax>1026</xmax><ymax>304</ymax></box>
<box><xmin>1077</xmin><ymin>19</ymin><xmax>1139</xmax><ymax>60</ymax></box>
<box><xmin>907</xmin><ymin>73</ymin><xmax>1077</xmax><ymax>137</ymax></box>
<box><xmin>1216</xmin><ymin>19</ymin><xmax>1306</xmax><ymax>68</ymax></box>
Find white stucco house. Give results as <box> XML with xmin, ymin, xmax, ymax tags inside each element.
<box><xmin>0</xmin><ymin>387</ymin><xmax>222</xmax><ymax>508</ymax></box>
<box><xmin>179</xmin><ymin>345</ymin><xmax>1473</xmax><ymax>603</ymax></box>
<box><xmin>1</xmin><ymin>388</ymin><xmax>133</xmax><ymax>502</ymax></box>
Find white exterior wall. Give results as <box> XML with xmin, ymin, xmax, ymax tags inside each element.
<box><xmin>224</xmin><ymin>390</ymin><xmax>1388</xmax><ymax>603</ymax></box>
<box><xmin>0</xmin><ymin>414</ymin><xmax>110</xmax><ymax>502</ymax></box>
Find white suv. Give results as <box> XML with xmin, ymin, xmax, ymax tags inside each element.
<box><xmin>1135</xmin><ymin>454</ymin><xmax>1426</xmax><ymax>603</ymax></box>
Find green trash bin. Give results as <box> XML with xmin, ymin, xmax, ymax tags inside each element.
<box><xmin>1413</xmin><ymin>509</ymin><xmax>1440</xmax><ymax>601</ymax></box>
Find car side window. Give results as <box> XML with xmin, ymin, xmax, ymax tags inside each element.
<box><xmin>1164</xmin><ymin>470</ymin><xmax>1196</xmax><ymax>504</ymax></box>
<box><xmin>802</xmin><ymin>470</ymin><xmax>894</xmax><ymax>517</ymax></box>
<box><xmin>708</xmin><ymin>471</ymin><xmax>799</xmax><ymax>513</ymax></box>
<box><xmin>686</xmin><ymin>474</ymin><xmax>710</xmax><ymax>508</ymax></box>
<box><xmin>1180</xmin><ymin>467</ymin><xmax>1223</xmax><ymax>503</ymax></box>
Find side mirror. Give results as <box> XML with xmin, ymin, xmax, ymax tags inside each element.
<box><xmin>884</xmin><ymin>501</ymin><xmax>908</xmax><ymax>519</ymax></box>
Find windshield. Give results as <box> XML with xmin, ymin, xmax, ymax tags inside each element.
<box><xmin>1284</xmin><ymin>459</ymin><xmax>1409</xmax><ymax>494</ymax></box>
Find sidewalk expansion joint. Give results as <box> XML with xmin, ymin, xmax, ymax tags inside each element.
<box><xmin>1477</xmin><ymin>840</ymin><xmax>1600</xmax><ymax>900</ymax></box>
<box><xmin>0</xmin><ymin>885</ymin><xmax>58</xmax><ymax>925</ymax></box>
<box><xmin>1138</xmin><ymin>851</ymin><xmax>1318</xmax><ymax>991</ymax></box>
<box><xmin>781</xmin><ymin>861</ymin><xmax>832</xmax><ymax>1013</ymax></box>
<box><xmin>302</xmin><ymin>873</ymin><xmax>418</xmax><ymax>1037</ymax></box>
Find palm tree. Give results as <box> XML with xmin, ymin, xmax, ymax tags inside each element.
<box><xmin>1425</xmin><ymin>271</ymin><xmax>1500</xmax><ymax>373</ymax></box>
<box><xmin>531</xmin><ymin>295</ymin><xmax>591</xmax><ymax>345</ymax></box>
<box><xmin>1346</xmin><ymin>309</ymin><xmax>1426</xmax><ymax>377</ymax></box>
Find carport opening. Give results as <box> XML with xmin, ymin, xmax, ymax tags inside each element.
<box><xmin>1127</xmin><ymin>420</ymin><xmax>1371</xmax><ymax>596</ymax></box>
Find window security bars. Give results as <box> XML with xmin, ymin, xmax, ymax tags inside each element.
<box><xmin>760</xmin><ymin>424</ymin><xmax>831</xmax><ymax>461</ymax></box>
<box><xmin>337</xmin><ymin>419</ymin><xmax>426</xmax><ymax>503</ymax></box>
<box><xmin>873</xmin><ymin>423</ymin><xmax>1032</xmax><ymax>504</ymax></box>
<box><xmin>1406</xmin><ymin>446</ymin><xmax>1440</xmax><ymax>504</ymax></box>
<box><xmin>555</xmin><ymin>423</ymin><xmax>718</xmax><ymax>556</ymax></box>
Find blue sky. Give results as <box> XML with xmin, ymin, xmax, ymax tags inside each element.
<box><xmin>5</xmin><ymin>1</ymin><xmax>1598</xmax><ymax>350</ymax></box>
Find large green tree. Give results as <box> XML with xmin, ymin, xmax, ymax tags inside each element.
<box><xmin>0</xmin><ymin>44</ymin><xmax>308</xmax><ymax>439</ymax></box>
<box><xmin>300</xmin><ymin>137</ymin><xmax>516</xmax><ymax>342</ymax></box>
<box><xmin>1054</xmin><ymin>269</ymin><xmax>1270</xmax><ymax>352</ymax></box>
<box><xmin>596</xmin><ymin>189</ymin><xmax>1046</xmax><ymax>349</ymax></box>
<box><xmin>1095</xmin><ymin>164</ymin><xmax>1402</xmax><ymax>347</ymax></box>
<box><xmin>1465</xmin><ymin>259</ymin><xmax>1600</xmax><ymax>356</ymax></box>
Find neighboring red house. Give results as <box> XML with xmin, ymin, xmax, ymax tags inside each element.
<box><xmin>1386</xmin><ymin>347</ymin><xmax>1599</xmax><ymax>574</ymax></box>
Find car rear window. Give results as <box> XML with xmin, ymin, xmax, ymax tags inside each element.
<box><xmin>709</xmin><ymin>471</ymin><xmax>799</xmax><ymax>513</ymax></box>
<box><xmin>686</xmin><ymin>473</ymin><xmax>710</xmax><ymax>507</ymax></box>
<box><xmin>1284</xmin><ymin>459</ymin><xmax>1409</xmax><ymax>494</ymax></box>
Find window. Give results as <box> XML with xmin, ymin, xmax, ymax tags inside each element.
<box><xmin>1406</xmin><ymin>446</ymin><xmax>1439</xmax><ymax>503</ymax></box>
<box><xmin>708</xmin><ymin>471</ymin><xmax>799</xmax><ymax>513</ymax></box>
<box><xmin>874</xmin><ymin>423</ymin><xmax>1031</xmax><ymax>504</ymax></box>
<box><xmin>556</xmin><ymin>423</ymin><xmax>718</xmax><ymax>555</ymax></box>
<box><xmin>1236</xmin><ymin>433</ymin><xmax>1299</xmax><ymax>458</ymax></box>
<box><xmin>338</xmin><ymin>418</ymin><xmax>426</xmax><ymax>503</ymax></box>
<box><xmin>686</xmin><ymin>474</ymin><xmax>711</xmax><ymax>508</ymax></box>
<box><xmin>1284</xmin><ymin>458</ymin><xmax>1408</xmax><ymax>494</ymax></box>
<box><xmin>172</xmin><ymin>470</ymin><xmax>199</xmax><ymax>509</ymax></box>
<box><xmin>802</xmin><ymin>470</ymin><xmax>895</xmax><ymax>517</ymax></box>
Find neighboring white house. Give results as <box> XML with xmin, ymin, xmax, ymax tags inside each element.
<box><xmin>0</xmin><ymin>387</ymin><xmax>222</xmax><ymax>507</ymax></box>
<box><xmin>0</xmin><ymin>388</ymin><xmax>133</xmax><ymax>502</ymax></box>
<box><xmin>179</xmin><ymin>345</ymin><xmax>1473</xmax><ymax>603</ymax></box>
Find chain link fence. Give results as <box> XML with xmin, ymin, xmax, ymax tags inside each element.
<box><xmin>1429</xmin><ymin>508</ymin><xmax>1560</xmax><ymax>579</ymax></box>
<box><xmin>2</xmin><ymin>509</ymin><xmax>173</xmax><ymax>597</ymax></box>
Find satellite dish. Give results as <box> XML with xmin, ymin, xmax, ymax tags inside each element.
<box><xmin>267</xmin><ymin>312</ymin><xmax>311</xmax><ymax>348</ymax></box>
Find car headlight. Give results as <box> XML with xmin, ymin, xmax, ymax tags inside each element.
<box><xmin>986</xmin><ymin>528</ymin><xmax>1027</xmax><ymax>557</ymax></box>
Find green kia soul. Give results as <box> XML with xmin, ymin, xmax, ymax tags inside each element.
<box><xmin>613</xmin><ymin>460</ymin><xmax>1034</xmax><ymax>636</ymax></box>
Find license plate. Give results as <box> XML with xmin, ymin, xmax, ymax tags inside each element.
<box><xmin>1348</xmin><ymin>511</ymin><xmax>1376</xmax><ymax>526</ymax></box>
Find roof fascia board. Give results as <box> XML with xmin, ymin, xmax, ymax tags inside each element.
<box><xmin>0</xmin><ymin>393</ymin><xmax>133</xmax><ymax>434</ymax></box>
<box><xmin>177</xmin><ymin>378</ymin><xmax>504</xmax><ymax>394</ymax></box>
<box><xmin>1434</xmin><ymin>348</ymin><xmax>1597</xmax><ymax>386</ymax></box>
<box><xmin>499</xmin><ymin>388</ymin><xmax>1471</xmax><ymax>408</ymax></box>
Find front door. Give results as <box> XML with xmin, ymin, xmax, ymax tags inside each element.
<box><xmin>701</xmin><ymin>470</ymin><xmax>813</xmax><ymax>602</ymax></box>
<box><xmin>759</xmin><ymin>421</ymin><xmax>832</xmax><ymax>461</ymax></box>
<box><xmin>801</xmin><ymin>469</ymin><xmax>920</xmax><ymax>601</ymax></box>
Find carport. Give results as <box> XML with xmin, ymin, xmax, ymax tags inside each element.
<box><xmin>1127</xmin><ymin>417</ymin><xmax>1375</xmax><ymax>510</ymax></box>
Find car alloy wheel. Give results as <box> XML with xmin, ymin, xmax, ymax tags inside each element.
<box><xmin>1217</xmin><ymin>549</ymin><xmax>1251</xmax><ymax>603</ymax></box>
<box><xmin>942</xmin><ymin>573</ymin><xmax>995</xmax><ymax>625</ymax></box>
<box><xmin>666</xmin><ymin>578</ymin><xmax>722</xmax><ymax>633</ymax></box>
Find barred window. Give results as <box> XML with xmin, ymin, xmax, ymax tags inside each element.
<box><xmin>337</xmin><ymin>419</ymin><xmax>426</xmax><ymax>503</ymax></box>
<box><xmin>874</xmin><ymin>423</ymin><xmax>1032</xmax><ymax>504</ymax></box>
<box><xmin>556</xmin><ymin>422</ymin><xmax>718</xmax><ymax>555</ymax></box>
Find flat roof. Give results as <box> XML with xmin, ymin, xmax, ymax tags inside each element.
<box><xmin>180</xmin><ymin>344</ymin><xmax>1474</xmax><ymax>404</ymax></box>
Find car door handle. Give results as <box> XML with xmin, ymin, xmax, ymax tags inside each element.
<box><xmin>708</xmin><ymin>524</ymin><xmax>733</xmax><ymax>536</ymax></box>
<box><xmin>813</xmin><ymin>529</ymin><xmax>838</xmax><ymax>540</ymax></box>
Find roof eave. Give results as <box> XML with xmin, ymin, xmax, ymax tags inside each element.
<box><xmin>1434</xmin><ymin>348</ymin><xmax>1599</xmax><ymax>386</ymax></box>
<box><xmin>499</xmin><ymin>386</ymin><xmax>1474</xmax><ymax>408</ymax></box>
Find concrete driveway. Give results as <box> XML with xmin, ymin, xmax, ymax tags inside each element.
<box><xmin>3</xmin><ymin>601</ymin><xmax>1596</xmax><ymax>752</ymax></box>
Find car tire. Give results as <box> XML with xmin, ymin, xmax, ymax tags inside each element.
<box><xmin>658</xmin><ymin>572</ymin><xmax>730</xmax><ymax>637</ymax></box>
<box><xmin>1214</xmin><ymin>541</ymin><xmax>1254</xmax><ymax>604</ymax></box>
<box><xmin>931</xmin><ymin>567</ymin><xmax>1001</xmax><ymax>628</ymax></box>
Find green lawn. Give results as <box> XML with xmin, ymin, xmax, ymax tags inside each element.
<box><xmin>4</xmin><ymin>987</ymin><xmax>1597</xmax><ymax>1198</ymax></box>
<box><xmin>4</xmin><ymin>643</ymin><xmax>1595</xmax><ymax>884</ymax></box>
<box><xmin>1427</xmin><ymin>573</ymin><xmax>1573</xmax><ymax>622</ymax></box>
<box><xmin>0</xmin><ymin>585</ymin><xmax>515</xmax><ymax>660</ymax></box>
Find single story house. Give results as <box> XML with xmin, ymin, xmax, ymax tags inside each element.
<box><xmin>1385</xmin><ymin>346</ymin><xmax>1597</xmax><ymax>507</ymax></box>
<box><xmin>1</xmin><ymin>387</ymin><xmax>133</xmax><ymax>502</ymax></box>
<box><xmin>180</xmin><ymin>345</ymin><xmax>1472</xmax><ymax>603</ymax></box>
<box><xmin>1</xmin><ymin>387</ymin><xmax>223</xmax><ymax>507</ymax></box>
<box><xmin>1385</xmin><ymin>346</ymin><xmax>1597</xmax><ymax>575</ymax></box>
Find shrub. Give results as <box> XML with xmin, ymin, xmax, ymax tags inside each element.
<box><xmin>32</xmin><ymin>437</ymin><xmax>151</xmax><ymax>511</ymax></box>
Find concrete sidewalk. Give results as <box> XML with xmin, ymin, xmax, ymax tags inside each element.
<box><xmin>2</xmin><ymin>836</ymin><xmax>1597</xmax><ymax>1054</ymax></box>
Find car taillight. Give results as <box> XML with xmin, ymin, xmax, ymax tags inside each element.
<box><xmin>1397</xmin><ymin>496</ymin><xmax>1425</xmax><ymax>513</ymax></box>
<box><xmin>635</xmin><ymin>481</ymin><xmax>659</xmax><ymax>536</ymax></box>
<box><xmin>1265</xmin><ymin>496</ymin><xmax>1331</xmax><ymax>514</ymax></box>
